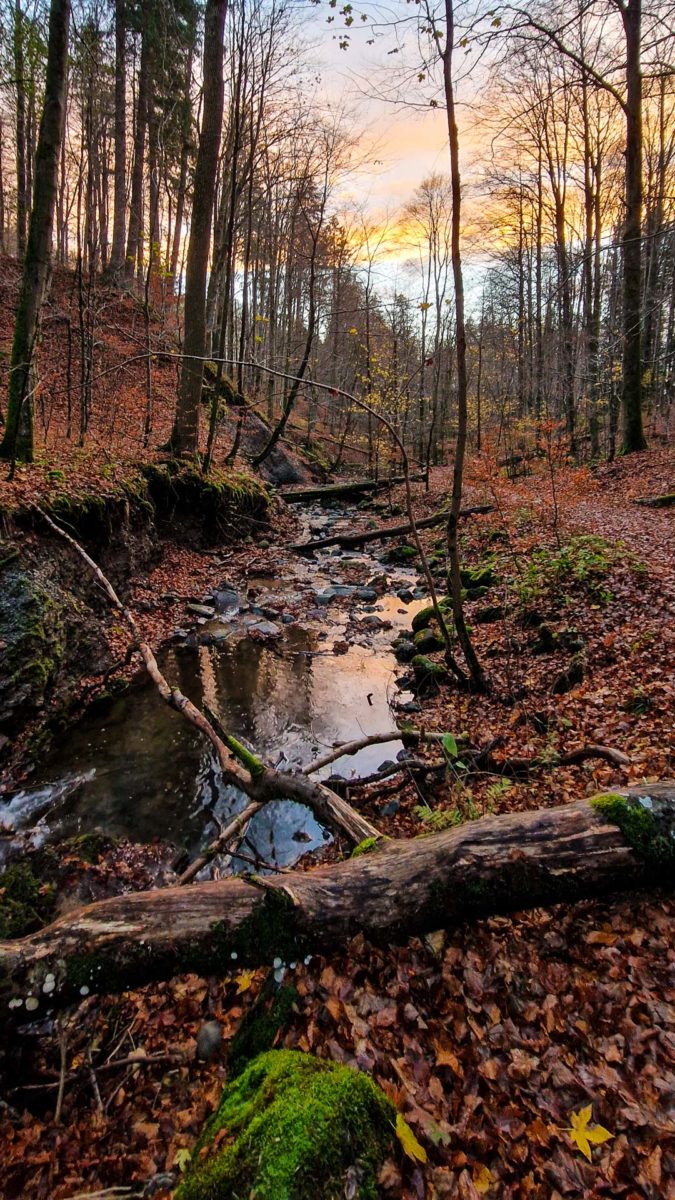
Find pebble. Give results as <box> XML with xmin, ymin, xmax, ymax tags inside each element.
<box><xmin>196</xmin><ymin>1020</ymin><xmax>223</xmax><ymax>1061</ymax></box>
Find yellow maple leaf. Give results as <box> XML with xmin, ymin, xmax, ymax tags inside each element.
<box><xmin>472</xmin><ymin>1163</ymin><xmax>495</xmax><ymax>1194</ymax></box>
<box><xmin>567</xmin><ymin>1105</ymin><xmax>614</xmax><ymax>1161</ymax></box>
<box><xmin>175</xmin><ymin>1148</ymin><xmax>192</xmax><ymax>1173</ymax></box>
<box><xmin>396</xmin><ymin>1113</ymin><xmax>427</xmax><ymax>1163</ymax></box>
<box><xmin>235</xmin><ymin>970</ymin><xmax>255</xmax><ymax>994</ymax></box>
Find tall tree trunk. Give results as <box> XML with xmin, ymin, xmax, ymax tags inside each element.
<box><xmin>442</xmin><ymin>0</ymin><xmax>486</xmax><ymax>692</ymax></box>
<box><xmin>124</xmin><ymin>3</ymin><xmax>150</xmax><ymax>284</ymax></box>
<box><xmin>109</xmin><ymin>0</ymin><xmax>126</xmax><ymax>278</ymax></box>
<box><xmin>619</xmin><ymin>0</ymin><xmax>646</xmax><ymax>452</ymax></box>
<box><xmin>0</xmin><ymin>0</ymin><xmax>71</xmax><ymax>465</ymax></box>
<box><xmin>14</xmin><ymin>0</ymin><xmax>27</xmax><ymax>254</ymax></box>
<box><xmin>170</xmin><ymin>0</ymin><xmax>228</xmax><ymax>457</ymax></box>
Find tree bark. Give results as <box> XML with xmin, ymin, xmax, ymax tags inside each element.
<box><xmin>124</xmin><ymin>0</ymin><xmax>150</xmax><ymax>283</ymax></box>
<box><xmin>619</xmin><ymin>0</ymin><xmax>647</xmax><ymax>453</ymax></box>
<box><xmin>108</xmin><ymin>0</ymin><xmax>127</xmax><ymax>279</ymax></box>
<box><xmin>0</xmin><ymin>0</ymin><xmax>70</xmax><ymax>464</ymax></box>
<box><xmin>290</xmin><ymin>504</ymin><xmax>493</xmax><ymax>553</ymax></box>
<box><xmin>2</xmin><ymin>785</ymin><xmax>672</xmax><ymax>1009</ymax></box>
<box><xmin>170</xmin><ymin>0</ymin><xmax>228</xmax><ymax>457</ymax></box>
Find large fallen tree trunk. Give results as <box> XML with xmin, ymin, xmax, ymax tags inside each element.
<box><xmin>281</xmin><ymin>474</ymin><xmax>426</xmax><ymax>503</ymax></box>
<box><xmin>291</xmin><ymin>504</ymin><xmax>494</xmax><ymax>553</ymax></box>
<box><xmin>2</xmin><ymin>785</ymin><xmax>673</xmax><ymax>1010</ymax></box>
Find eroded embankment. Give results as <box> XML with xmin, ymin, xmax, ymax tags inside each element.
<box><xmin>0</xmin><ymin>462</ymin><xmax>270</xmax><ymax>769</ymax></box>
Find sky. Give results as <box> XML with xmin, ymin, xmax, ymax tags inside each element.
<box><xmin>301</xmin><ymin>0</ymin><xmax>494</xmax><ymax>296</ymax></box>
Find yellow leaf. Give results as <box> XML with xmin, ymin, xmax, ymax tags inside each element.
<box><xmin>175</xmin><ymin>1148</ymin><xmax>192</xmax><ymax>1173</ymax></box>
<box><xmin>235</xmin><ymin>970</ymin><xmax>255</xmax><ymax>994</ymax></box>
<box><xmin>473</xmin><ymin>1163</ymin><xmax>495</xmax><ymax>1194</ymax></box>
<box><xmin>396</xmin><ymin>1113</ymin><xmax>427</xmax><ymax>1163</ymax></box>
<box><xmin>568</xmin><ymin>1105</ymin><xmax>614</xmax><ymax>1161</ymax></box>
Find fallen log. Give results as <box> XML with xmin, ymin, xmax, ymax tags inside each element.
<box><xmin>281</xmin><ymin>474</ymin><xmax>426</xmax><ymax>503</ymax></box>
<box><xmin>2</xmin><ymin>784</ymin><xmax>672</xmax><ymax>1009</ymax></box>
<box><xmin>291</xmin><ymin>504</ymin><xmax>494</xmax><ymax>553</ymax></box>
<box><xmin>634</xmin><ymin>492</ymin><xmax>675</xmax><ymax>509</ymax></box>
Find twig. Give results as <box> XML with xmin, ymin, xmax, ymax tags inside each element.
<box><xmin>54</xmin><ymin>1025</ymin><xmax>68</xmax><ymax>1122</ymax></box>
<box><xmin>86</xmin><ymin>1046</ymin><xmax>103</xmax><ymax>1114</ymax></box>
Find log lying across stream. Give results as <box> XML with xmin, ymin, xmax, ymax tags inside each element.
<box><xmin>2</xmin><ymin>785</ymin><xmax>672</xmax><ymax>1009</ymax></box>
<box><xmin>291</xmin><ymin>504</ymin><xmax>495</xmax><ymax>553</ymax></box>
<box><xmin>281</xmin><ymin>474</ymin><xmax>426</xmax><ymax>503</ymax></box>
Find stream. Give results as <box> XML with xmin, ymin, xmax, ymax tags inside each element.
<box><xmin>2</xmin><ymin>502</ymin><xmax>430</xmax><ymax>875</ymax></box>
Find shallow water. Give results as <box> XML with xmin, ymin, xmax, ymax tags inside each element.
<box><xmin>14</xmin><ymin>502</ymin><xmax>429</xmax><ymax>873</ymax></box>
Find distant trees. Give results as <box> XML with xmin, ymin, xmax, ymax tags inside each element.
<box><xmin>0</xmin><ymin>0</ymin><xmax>673</xmax><ymax>467</ymax></box>
<box><xmin>0</xmin><ymin>0</ymin><xmax>70</xmax><ymax>465</ymax></box>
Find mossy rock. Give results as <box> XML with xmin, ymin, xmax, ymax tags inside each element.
<box><xmin>411</xmin><ymin>598</ymin><xmax>452</xmax><ymax>633</ymax></box>
<box><xmin>381</xmin><ymin>542</ymin><xmax>417</xmax><ymax>565</ymax></box>
<box><xmin>412</xmin><ymin>655</ymin><xmax>449</xmax><ymax>692</ymax></box>
<box><xmin>474</xmin><ymin>604</ymin><xmax>505</xmax><ymax>624</ymax></box>
<box><xmin>175</xmin><ymin>1049</ymin><xmax>395</xmax><ymax>1200</ymax></box>
<box><xmin>0</xmin><ymin>862</ymin><xmax>55</xmax><ymax>938</ymax></box>
<box><xmin>413</xmin><ymin>627</ymin><xmax>445</xmax><ymax>655</ymax></box>
<box><xmin>459</xmin><ymin>563</ymin><xmax>497</xmax><ymax>591</ymax></box>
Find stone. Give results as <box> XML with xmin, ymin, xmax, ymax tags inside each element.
<box><xmin>196</xmin><ymin>1019</ymin><xmax>223</xmax><ymax>1061</ymax></box>
<box><xmin>394</xmin><ymin>639</ymin><xmax>416</xmax><ymax>663</ymax></box>
<box><xmin>212</xmin><ymin>586</ymin><xmax>239</xmax><ymax>616</ymax></box>
<box><xmin>355</xmin><ymin>587</ymin><xmax>378</xmax><ymax>601</ymax></box>
<box><xmin>380</xmin><ymin>799</ymin><xmax>400</xmax><ymax>816</ymax></box>
<box><xmin>248</xmin><ymin>621</ymin><xmax>282</xmax><ymax>639</ymax></box>
<box><xmin>413</xmin><ymin>627</ymin><xmax>445</xmax><ymax>655</ymax></box>
<box><xmin>187</xmin><ymin>603</ymin><xmax>216</xmax><ymax>619</ymax></box>
<box><xmin>397</xmin><ymin>588</ymin><xmax>414</xmax><ymax>603</ymax></box>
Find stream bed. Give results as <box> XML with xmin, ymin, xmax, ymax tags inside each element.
<box><xmin>2</xmin><ymin>502</ymin><xmax>431</xmax><ymax>875</ymax></box>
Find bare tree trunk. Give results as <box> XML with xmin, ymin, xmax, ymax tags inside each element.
<box><xmin>442</xmin><ymin>0</ymin><xmax>486</xmax><ymax>692</ymax></box>
<box><xmin>109</xmin><ymin>0</ymin><xmax>126</xmax><ymax>279</ymax></box>
<box><xmin>124</xmin><ymin>2</ymin><xmax>150</xmax><ymax>284</ymax></box>
<box><xmin>170</xmin><ymin>0</ymin><xmax>228</xmax><ymax>457</ymax></box>
<box><xmin>0</xmin><ymin>0</ymin><xmax>71</xmax><ymax>465</ymax></box>
<box><xmin>618</xmin><ymin>0</ymin><xmax>647</xmax><ymax>452</ymax></box>
<box><xmin>13</xmin><ymin>0</ymin><xmax>27</xmax><ymax>254</ymax></box>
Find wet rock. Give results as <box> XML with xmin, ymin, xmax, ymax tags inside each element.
<box><xmin>281</xmin><ymin>613</ymin><xmax>295</xmax><ymax>625</ymax></box>
<box><xmin>397</xmin><ymin>700</ymin><xmax>422</xmax><ymax>714</ymax></box>
<box><xmin>187</xmin><ymin>602</ymin><xmax>216</xmax><ymax>619</ymax></box>
<box><xmin>169</xmin><ymin>628</ymin><xmax>189</xmax><ymax>643</ymax></box>
<box><xmin>393</xmin><ymin>639</ymin><xmax>416</xmax><ymax>663</ymax></box>
<box><xmin>397</xmin><ymin>588</ymin><xmax>414</xmax><ymax>603</ymax></box>
<box><xmin>316</xmin><ymin>585</ymin><xmax>355</xmax><ymax>604</ymax></box>
<box><xmin>366</xmin><ymin>574</ymin><xmax>388</xmax><ymax>591</ymax></box>
<box><xmin>411</xmin><ymin>598</ymin><xmax>452</xmax><ymax>633</ymax></box>
<box><xmin>380</xmin><ymin>799</ymin><xmax>400</xmax><ymax>816</ymax></box>
<box><xmin>359</xmin><ymin>614</ymin><xmax>391</xmax><ymax>630</ymax></box>
<box><xmin>248</xmin><ymin>621</ymin><xmax>282</xmax><ymax>639</ymax></box>
<box><xmin>413</xmin><ymin>627</ymin><xmax>445</xmax><ymax>655</ymax></box>
<box><xmin>356</xmin><ymin>587</ymin><xmax>378</xmax><ymax>601</ymax></box>
<box><xmin>378</xmin><ymin>759</ymin><xmax>397</xmax><ymax>772</ymax></box>
<box><xmin>212</xmin><ymin>586</ymin><xmax>239</xmax><ymax>616</ymax></box>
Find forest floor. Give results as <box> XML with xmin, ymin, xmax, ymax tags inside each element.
<box><xmin>1</xmin><ymin>442</ymin><xmax>673</xmax><ymax>1199</ymax></box>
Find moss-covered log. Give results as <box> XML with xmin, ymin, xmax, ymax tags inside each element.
<box><xmin>1</xmin><ymin>785</ymin><xmax>673</xmax><ymax>1012</ymax></box>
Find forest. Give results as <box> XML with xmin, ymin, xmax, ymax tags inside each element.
<box><xmin>0</xmin><ymin>0</ymin><xmax>673</xmax><ymax>1197</ymax></box>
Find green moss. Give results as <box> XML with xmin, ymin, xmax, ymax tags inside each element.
<box><xmin>228</xmin><ymin>984</ymin><xmax>299</xmax><ymax>1078</ymax></box>
<box><xmin>413</xmin><ymin>627</ymin><xmax>445</xmax><ymax>654</ymax></box>
<box><xmin>412</xmin><ymin>655</ymin><xmax>449</xmax><ymax>688</ymax></box>
<box><xmin>411</xmin><ymin>597</ymin><xmax>453</xmax><ymax>633</ymax></box>
<box><xmin>590</xmin><ymin>792</ymin><xmax>675</xmax><ymax>866</ymax></box>
<box><xmin>382</xmin><ymin>542</ymin><xmax>417</xmax><ymax>564</ymax></box>
<box><xmin>175</xmin><ymin>1050</ymin><xmax>395</xmax><ymax>1200</ymax></box>
<box><xmin>143</xmin><ymin>462</ymin><xmax>269</xmax><ymax>544</ymax></box>
<box><xmin>351</xmin><ymin>836</ymin><xmax>378</xmax><ymax>858</ymax></box>
<box><xmin>0</xmin><ymin>863</ymin><xmax>55</xmax><ymax>938</ymax></box>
